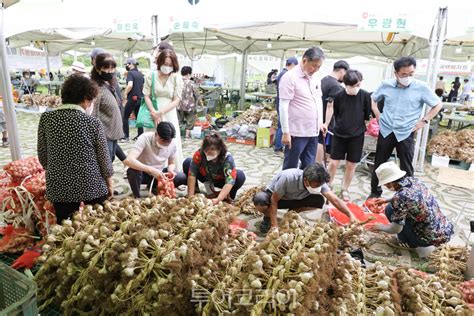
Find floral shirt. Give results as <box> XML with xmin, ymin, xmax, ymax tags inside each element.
<box><xmin>390</xmin><ymin>177</ymin><xmax>454</xmax><ymax>246</ymax></box>
<box><xmin>188</xmin><ymin>150</ymin><xmax>237</xmax><ymax>185</ymax></box>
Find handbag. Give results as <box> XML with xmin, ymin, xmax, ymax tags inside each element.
<box><xmin>136</xmin><ymin>71</ymin><xmax>158</xmax><ymax>129</ymax></box>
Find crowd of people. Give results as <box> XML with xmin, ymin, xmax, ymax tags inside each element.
<box><xmin>36</xmin><ymin>44</ymin><xmax>455</xmax><ymax>255</ymax></box>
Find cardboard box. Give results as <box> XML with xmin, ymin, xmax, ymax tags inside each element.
<box><xmin>227</xmin><ymin>137</ymin><xmax>256</xmax><ymax>146</ymax></box>
<box><xmin>256</xmin><ymin>127</ymin><xmax>275</xmax><ymax>148</ymax></box>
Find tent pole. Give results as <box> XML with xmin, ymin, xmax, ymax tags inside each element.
<box><xmin>44</xmin><ymin>42</ymin><xmax>52</xmax><ymax>94</ymax></box>
<box><xmin>419</xmin><ymin>7</ymin><xmax>448</xmax><ymax>171</ymax></box>
<box><xmin>239</xmin><ymin>49</ymin><xmax>248</xmax><ymax>110</ymax></box>
<box><xmin>152</xmin><ymin>15</ymin><xmax>159</xmax><ymax>47</ymax></box>
<box><xmin>280</xmin><ymin>49</ymin><xmax>286</xmax><ymax>70</ymax></box>
<box><xmin>0</xmin><ymin>1</ymin><xmax>22</xmax><ymax>160</ymax></box>
<box><xmin>413</xmin><ymin>8</ymin><xmax>441</xmax><ymax>171</ymax></box>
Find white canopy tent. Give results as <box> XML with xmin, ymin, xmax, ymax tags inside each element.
<box><xmin>1</xmin><ymin>0</ymin><xmax>473</xmax><ymax>163</ymax></box>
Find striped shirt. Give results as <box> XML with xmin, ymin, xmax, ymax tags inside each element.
<box><xmin>92</xmin><ymin>84</ymin><xmax>124</xmax><ymax>140</ymax></box>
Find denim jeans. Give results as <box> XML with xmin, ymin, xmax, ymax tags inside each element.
<box><xmin>107</xmin><ymin>139</ymin><xmax>118</xmax><ymax>163</ymax></box>
<box><xmin>282</xmin><ymin>136</ymin><xmax>318</xmax><ymax>170</ymax></box>
<box><xmin>385</xmin><ymin>203</ymin><xmax>431</xmax><ymax>247</ymax></box>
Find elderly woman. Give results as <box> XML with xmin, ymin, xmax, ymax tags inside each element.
<box><xmin>371</xmin><ymin>161</ymin><xmax>454</xmax><ymax>255</ymax></box>
<box><xmin>90</xmin><ymin>53</ymin><xmax>124</xmax><ymax>161</ymax></box>
<box><xmin>37</xmin><ymin>75</ymin><xmax>114</xmax><ymax>223</ymax></box>
<box><xmin>183</xmin><ymin>133</ymin><xmax>246</xmax><ymax>205</ymax></box>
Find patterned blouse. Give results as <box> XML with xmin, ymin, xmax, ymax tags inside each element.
<box><xmin>37</xmin><ymin>105</ymin><xmax>114</xmax><ymax>203</ymax></box>
<box><xmin>188</xmin><ymin>150</ymin><xmax>237</xmax><ymax>185</ymax></box>
<box><xmin>390</xmin><ymin>177</ymin><xmax>454</xmax><ymax>246</ymax></box>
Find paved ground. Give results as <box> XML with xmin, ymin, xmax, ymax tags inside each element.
<box><xmin>3</xmin><ymin>110</ymin><xmax>473</xmax><ymax>252</ymax></box>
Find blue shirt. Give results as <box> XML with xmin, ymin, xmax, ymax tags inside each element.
<box><xmin>372</xmin><ymin>79</ymin><xmax>440</xmax><ymax>141</ymax></box>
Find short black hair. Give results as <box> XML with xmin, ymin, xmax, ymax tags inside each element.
<box><xmin>394</xmin><ymin>56</ymin><xmax>416</xmax><ymax>72</ymax></box>
<box><xmin>181</xmin><ymin>66</ymin><xmax>192</xmax><ymax>76</ymax></box>
<box><xmin>343</xmin><ymin>69</ymin><xmax>363</xmax><ymax>86</ymax></box>
<box><xmin>303</xmin><ymin>163</ymin><xmax>330</xmax><ymax>184</ymax></box>
<box><xmin>156</xmin><ymin>122</ymin><xmax>176</xmax><ymax>140</ymax></box>
<box><xmin>333</xmin><ymin>60</ymin><xmax>349</xmax><ymax>71</ymax></box>
<box><xmin>61</xmin><ymin>74</ymin><xmax>99</xmax><ymax>104</ymax></box>
<box><xmin>439</xmin><ymin>76</ymin><xmax>444</xmax><ymax>80</ymax></box>
<box><xmin>253</xmin><ymin>191</ymin><xmax>271</xmax><ymax>206</ymax></box>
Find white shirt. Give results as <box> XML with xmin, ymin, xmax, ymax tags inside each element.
<box><xmin>133</xmin><ymin>132</ymin><xmax>176</xmax><ymax>170</ymax></box>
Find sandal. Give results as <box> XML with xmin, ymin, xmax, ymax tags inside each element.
<box><xmin>386</xmin><ymin>236</ymin><xmax>414</xmax><ymax>249</ymax></box>
<box><xmin>340</xmin><ymin>190</ymin><xmax>350</xmax><ymax>202</ymax></box>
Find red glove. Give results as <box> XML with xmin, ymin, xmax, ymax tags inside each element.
<box><xmin>11</xmin><ymin>248</ymin><xmax>42</xmax><ymax>269</ymax></box>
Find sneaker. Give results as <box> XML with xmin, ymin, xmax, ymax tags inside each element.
<box><xmin>258</xmin><ymin>216</ymin><xmax>271</xmax><ymax>234</ymax></box>
<box><xmin>119</xmin><ymin>137</ymin><xmax>129</xmax><ymax>143</ymax></box>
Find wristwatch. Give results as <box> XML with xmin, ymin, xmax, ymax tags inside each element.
<box><xmin>422</xmin><ymin>118</ymin><xmax>429</xmax><ymax>124</ymax></box>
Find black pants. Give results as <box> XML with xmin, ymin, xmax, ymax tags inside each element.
<box><xmin>127</xmin><ymin>167</ymin><xmax>187</xmax><ymax>198</ymax></box>
<box><xmin>123</xmin><ymin>97</ymin><xmax>144</xmax><ymax>139</ymax></box>
<box><xmin>182</xmin><ymin>158</ymin><xmax>246</xmax><ymax>199</ymax></box>
<box><xmin>53</xmin><ymin>195</ymin><xmax>107</xmax><ymax>224</ymax></box>
<box><xmin>371</xmin><ymin>132</ymin><xmax>415</xmax><ymax>195</ymax></box>
<box><xmin>385</xmin><ymin>203</ymin><xmax>431</xmax><ymax>247</ymax></box>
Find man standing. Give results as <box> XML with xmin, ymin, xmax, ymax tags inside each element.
<box><xmin>124</xmin><ymin>122</ymin><xmax>187</xmax><ymax>198</ymax></box>
<box><xmin>273</xmin><ymin>57</ymin><xmax>298</xmax><ymax>156</ymax></box>
<box><xmin>122</xmin><ymin>57</ymin><xmax>144</xmax><ymax>141</ymax></box>
<box><xmin>253</xmin><ymin>163</ymin><xmax>356</xmax><ymax>233</ymax></box>
<box><xmin>460</xmin><ymin>78</ymin><xmax>472</xmax><ymax>105</ymax></box>
<box><xmin>369</xmin><ymin>57</ymin><xmax>442</xmax><ymax>199</ymax></box>
<box><xmin>279</xmin><ymin>47</ymin><xmax>326</xmax><ymax>170</ymax></box>
<box><xmin>317</xmin><ymin>60</ymin><xmax>349</xmax><ymax>164</ymax></box>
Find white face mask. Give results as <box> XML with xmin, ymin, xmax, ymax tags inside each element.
<box><xmin>160</xmin><ymin>65</ymin><xmax>173</xmax><ymax>75</ymax></box>
<box><xmin>306</xmin><ymin>185</ymin><xmax>322</xmax><ymax>194</ymax></box>
<box><xmin>156</xmin><ymin>142</ymin><xmax>168</xmax><ymax>149</ymax></box>
<box><xmin>398</xmin><ymin>76</ymin><xmax>414</xmax><ymax>87</ymax></box>
<box><xmin>85</xmin><ymin>101</ymin><xmax>94</xmax><ymax>116</ymax></box>
<box><xmin>346</xmin><ymin>86</ymin><xmax>360</xmax><ymax>96</ymax></box>
<box><xmin>206</xmin><ymin>154</ymin><xmax>218</xmax><ymax>161</ymax></box>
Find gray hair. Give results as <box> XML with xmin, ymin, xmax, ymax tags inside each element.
<box><xmin>302</xmin><ymin>47</ymin><xmax>325</xmax><ymax>61</ymax></box>
<box><xmin>303</xmin><ymin>163</ymin><xmax>330</xmax><ymax>183</ymax></box>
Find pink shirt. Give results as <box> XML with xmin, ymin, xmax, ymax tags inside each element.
<box><xmin>279</xmin><ymin>65</ymin><xmax>323</xmax><ymax>137</ymax></box>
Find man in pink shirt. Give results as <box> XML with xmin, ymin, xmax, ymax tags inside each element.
<box><xmin>278</xmin><ymin>47</ymin><xmax>327</xmax><ymax>170</ymax></box>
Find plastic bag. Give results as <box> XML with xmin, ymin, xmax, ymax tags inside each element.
<box><xmin>136</xmin><ymin>71</ymin><xmax>158</xmax><ymax>129</ymax></box>
<box><xmin>366</xmin><ymin>118</ymin><xmax>380</xmax><ymax>137</ymax></box>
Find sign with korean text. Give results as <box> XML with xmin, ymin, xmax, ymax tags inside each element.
<box><xmin>358</xmin><ymin>12</ymin><xmax>411</xmax><ymax>33</ymax></box>
<box><xmin>113</xmin><ymin>19</ymin><xmax>144</xmax><ymax>34</ymax></box>
<box><xmin>169</xmin><ymin>18</ymin><xmax>203</xmax><ymax>33</ymax></box>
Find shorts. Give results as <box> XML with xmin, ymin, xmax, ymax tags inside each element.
<box><xmin>178</xmin><ymin>110</ymin><xmax>196</xmax><ymax>130</ymax></box>
<box><xmin>330</xmin><ymin>134</ymin><xmax>364</xmax><ymax>163</ymax></box>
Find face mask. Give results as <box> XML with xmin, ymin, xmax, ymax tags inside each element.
<box><xmin>85</xmin><ymin>101</ymin><xmax>94</xmax><ymax>116</ymax></box>
<box><xmin>306</xmin><ymin>185</ymin><xmax>322</xmax><ymax>194</ymax></box>
<box><xmin>160</xmin><ymin>65</ymin><xmax>173</xmax><ymax>75</ymax></box>
<box><xmin>206</xmin><ymin>153</ymin><xmax>218</xmax><ymax>161</ymax></box>
<box><xmin>99</xmin><ymin>71</ymin><xmax>113</xmax><ymax>81</ymax></box>
<box><xmin>346</xmin><ymin>87</ymin><xmax>360</xmax><ymax>96</ymax></box>
<box><xmin>398</xmin><ymin>76</ymin><xmax>413</xmax><ymax>87</ymax></box>
<box><xmin>125</xmin><ymin>65</ymin><xmax>131</xmax><ymax>71</ymax></box>
<box><xmin>156</xmin><ymin>141</ymin><xmax>169</xmax><ymax>149</ymax></box>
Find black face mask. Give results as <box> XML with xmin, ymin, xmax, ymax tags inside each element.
<box><xmin>99</xmin><ymin>72</ymin><xmax>113</xmax><ymax>81</ymax></box>
<box><xmin>125</xmin><ymin>65</ymin><xmax>131</xmax><ymax>71</ymax></box>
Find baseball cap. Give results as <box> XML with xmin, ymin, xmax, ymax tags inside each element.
<box><xmin>286</xmin><ymin>57</ymin><xmax>298</xmax><ymax>66</ymax></box>
<box><xmin>71</xmin><ymin>61</ymin><xmax>86</xmax><ymax>73</ymax></box>
<box><xmin>125</xmin><ymin>57</ymin><xmax>138</xmax><ymax>65</ymax></box>
<box><xmin>89</xmin><ymin>47</ymin><xmax>106</xmax><ymax>58</ymax></box>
